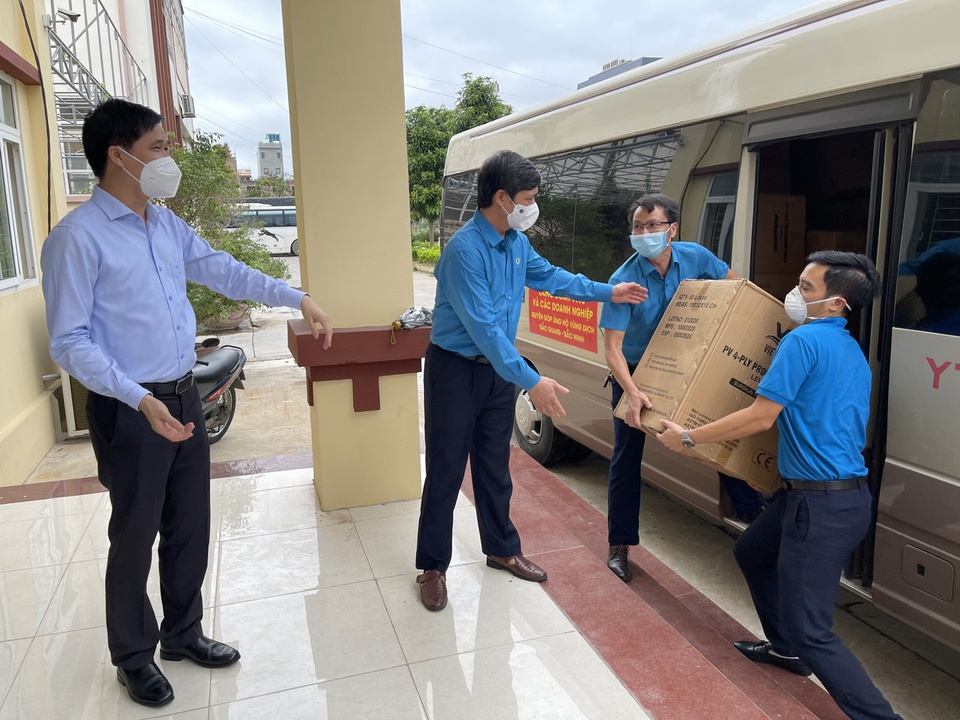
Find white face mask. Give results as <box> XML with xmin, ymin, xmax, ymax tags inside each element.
<box><xmin>119</xmin><ymin>147</ymin><xmax>182</xmax><ymax>198</ymax></box>
<box><xmin>783</xmin><ymin>286</ymin><xmax>850</xmax><ymax>324</ymax></box>
<box><xmin>502</xmin><ymin>197</ymin><xmax>539</xmax><ymax>232</ymax></box>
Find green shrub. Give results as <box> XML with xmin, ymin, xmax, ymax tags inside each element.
<box><xmin>412</xmin><ymin>243</ymin><xmax>440</xmax><ymax>265</ymax></box>
<box><xmin>187</xmin><ymin>227</ymin><xmax>290</xmax><ymax>327</ymax></box>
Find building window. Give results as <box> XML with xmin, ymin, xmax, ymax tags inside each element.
<box><xmin>62</xmin><ymin>140</ymin><xmax>96</xmax><ymax>195</ymax></box>
<box><xmin>0</xmin><ymin>74</ymin><xmax>36</xmax><ymax>292</ymax></box>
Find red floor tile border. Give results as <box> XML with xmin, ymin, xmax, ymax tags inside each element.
<box><xmin>500</xmin><ymin>447</ymin><xmax>845</xmax><ymax>720</ymax></box>
<box><xmin>0</xmin><ymin>452</ymin><xmax>314</xmax><ymax>505</ymax></box>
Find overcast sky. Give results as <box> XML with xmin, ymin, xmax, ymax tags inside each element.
<box><xmin>180</xmin><ymin>0</ymin><xmax>822</xmax><ymax>176</ymax></box>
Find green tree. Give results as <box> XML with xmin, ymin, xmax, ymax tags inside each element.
<box><xmin>164</xmin><ymin>131</ymin><xmax>288</xmax><ymax>328</ymax></box>
<box><xmin>405</xmin><ymin>74</ymin><xmax>512</xmax><ymax>247</ymax></box>
<box><xmin>451</xmin><ymin>73</ymin><xmax>513</xmax><ymax>135</ymax></box>
<box><xmin>164</xmin><ymin>130</ymin><xmax>238</xmax><ymax>237</ymax></box>
<box><xmin>406</xmin><ymin>105</ymin><xmax>453</xmax><ymax>245</ymax></box>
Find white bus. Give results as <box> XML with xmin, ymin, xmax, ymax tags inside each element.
<box><xmin>228</xmin><ymin>202</ymin><xmax>299</xmax><ymax>256</ymax></box>
<box><xmin>441</xmin><ymin>0</ymin><xmax>960</xmax><ymax>652</ymax></box>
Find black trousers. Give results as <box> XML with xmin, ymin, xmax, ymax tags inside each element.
<box><xmin>416</xmin><ymin>344</ymin><xmax>521</xmax><ymax>571</ymax></box>
<box><xmin>87</xmin><ymin>386</ymin><xmax>210</xmax><ymax>669</ymax></box>
<box><xmin>735</xmin><ymin>487</ymin><xmax>901</xmax><ymax>720</ymax></box>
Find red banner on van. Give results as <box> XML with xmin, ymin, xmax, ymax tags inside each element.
<box><xmin>528</xmin><ymin>291</ymin><xmax>599</xmax><ymax>353</ymax></box>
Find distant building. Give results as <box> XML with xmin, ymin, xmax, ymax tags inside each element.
<box><xmin>237</xmin><ymin>167</ymin><xmax>255</xmax><ymax>193</ymax></box>
<box><xmin>577</xmin><ymin>57</ymin><xmax>662</xmax><ymax>89</ymax></box>
<box><xmin>258</xmin><ymin>133</ymin><xmax>284</xmax><ymax>177</ymax></box>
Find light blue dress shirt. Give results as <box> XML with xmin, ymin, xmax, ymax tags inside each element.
<box><xmin>599</xmin><ymin>242</ymin><xmax>729</xmax><ymax>364</ymax></box>
<box><xmin>41</xmin><ymin>186</ymin><xmax>305</xmax><ymax>409</ymax></box>
<box><xmin>431</xmin><ymin>211</ymin><xmax>613</xmax><ymax>390</ymax></box>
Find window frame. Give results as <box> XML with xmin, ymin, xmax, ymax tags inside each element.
<box><xmin>0</xmin><ymin>72</ymin><xmax>37</xmax><ymax>294</ymax></box>
<box><xmin>697</xmin><ymin>171</ymin><xmax>738</xmax><ymax>266</ymax></box>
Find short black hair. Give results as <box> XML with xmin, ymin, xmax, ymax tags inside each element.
<box><xmin>806</xmin><ymin>251</ymin><xmax>881</xmax><ymax>314</ymax></box>
<box><xmin>477</xmin><ymin>150</ymin><xmax>541</xmax><ymax>208</ymax></box>
<box><xmin>627</xmin><ymin>193</ymin><xmax>679</xmax><ymax>227</ymax></box>
<box><xmin>82</xmin><ymin>99</ymin><xmax>164</xmax><ymax>179</ymax></box>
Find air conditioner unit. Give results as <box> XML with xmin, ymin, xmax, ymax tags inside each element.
<box><xmin>181</xmin><ymin>94</ymin><xmax>196</xmax><ymax>118</ymax></box>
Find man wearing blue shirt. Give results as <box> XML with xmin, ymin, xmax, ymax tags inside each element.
<box><xmin>415</xmin><ymin>150</ymin><xmax>646</xmax><ymax>611</ymax></box>
<box><xmin>41</xmin><ymin>99</ymin><xmax>332</xmax><ymax>708</ymax></box>
<box><xmin>600</xmin><ymin>193</ymin><xmax>748</xmax><ymax>582</ymax></box>
<box><xmin>658</xmin><ymin>252</ymin><xmax>902</xmax><ymax>720</ymax></box>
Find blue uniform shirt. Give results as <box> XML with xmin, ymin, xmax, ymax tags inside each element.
<box><xmin>42</xmin><ymin>186</ymin><xmax>306</xmax><ymax>410</ymax></box>
<box><xmin>757</xmin><ymin>317</ymin><xmax>871</xmax><ymax>481</ymax></box>
<box><xmin>431</xmin><ymin>211</ymin><xmax>614</xmax><ymax>390</ymax></box>
<box><xmin>599</xmin><ymin>242</ymin><xmax>728</xmax><ymax>364</ymax></box>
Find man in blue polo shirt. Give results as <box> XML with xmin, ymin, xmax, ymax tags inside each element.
<box><xmin>658</xmin><ymin>252</ymin><xmax>902</xmax><ymax>720</ymax></box>
<box><xmin>599</xmin><ymin>193</ymin><xmax>755</xmax><ymax>582</ymax></box>
<box><xmin>415</xmin><ymin>150</ymin><xmax>646</xmax><ymax>611</ymax></box>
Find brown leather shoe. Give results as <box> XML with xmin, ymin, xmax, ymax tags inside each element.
<box><xmin>416</xmin><ymin>570</ymin><xmax>447</xmax><ymax>611</ymax></box>
<box><xmin>486</xmin><ymin>554</ymin><xmax>547</xmax><ymax>582</ymax></box>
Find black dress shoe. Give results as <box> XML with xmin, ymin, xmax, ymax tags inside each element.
<box><xmin>160</xmin><ymin>635</ymin><xmax>240</xmax><ymax>668</ymax></box>
<box><xmin>734</xmin><ymin>640</ymin><xmax>812</xmax><ymax>676</ymax></box>
<box><xmin>117</xmin><ymin>661</ymin><xmax>174</xmax><ymax>707</ymax></box>
<box><xmin>607</xmin><ymin>544</ymin><xmax>632</xmax><ymax>582</ymax></box>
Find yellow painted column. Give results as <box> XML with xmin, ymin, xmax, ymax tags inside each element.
<box><xmin>281</xmin><ymin>0</ymin><xmax>421</xmax><ymax>509</ymax></box>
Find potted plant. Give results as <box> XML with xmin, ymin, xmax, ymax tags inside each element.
<box><xmin>163</xmin><ymin>131</ymin><xmax>289</xmax><ymax>331</ymax></box>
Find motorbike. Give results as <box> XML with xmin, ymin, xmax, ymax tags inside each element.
<box><xmin>194</xmin><ymin>338</ymin><xmax>247</xmax><ymax>444</ymax></box>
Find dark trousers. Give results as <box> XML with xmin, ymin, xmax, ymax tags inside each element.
<box><xmin>735</xmin><ymin>487</ymin><xmax>900</xmax><ymax>720</ymax></box>
<box><xmin>87</xmin><ymin>387</ymin><xmax>210</xmax><ymax>670</ymax></box>
<box><xmin>608</xmin><ymin>377</ymin><xmax>647</xmax><ymax>546</ymax></box>
<box><xmin>416</xmin><ymin>344</ymin><xmax>520</xmax><ymax>571</ymax></box>
<box><xmin>607</xmin><ymin>377</ymin><xmax>765</xmax><ymax>543</ymax></box>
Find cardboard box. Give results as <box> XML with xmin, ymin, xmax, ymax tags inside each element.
<box><xmin>614</xmin><ymin>279</ymin><xmax>796</xmax><ymax>492</ymax></box>
<box><xmin>805</xmin><ymin>230</ymin><xmax>865</xmax><ymax>256</ymax></box>
<box><xmin>755</xmin><ymin>194</ymin><xmax>806</xmax><ymax>275</ymax></box>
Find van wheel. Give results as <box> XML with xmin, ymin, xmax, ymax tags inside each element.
<box><xmin>513</xmin><ymin>387</ymin><xmax>569</xmax><ymax>465</ymax></box>
<box><xmin>291</xmin><ymin>238</ymin><xmax>299</xmax><ymax>256</ymax></box>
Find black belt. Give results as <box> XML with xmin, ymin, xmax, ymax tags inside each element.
<box><xmin>783</xmin><ymin>476</ymin><xmax>867</xmax><ymax>492</ymax></box>
<box><xmin>141</xmin><ymin>372</ymin><xmax>194</xmax><ymax>396</ymax></box>
<box><xmin>432</xmin><ymin>343</ymin><xmax>491</xmax><ymax>365</ymax></box>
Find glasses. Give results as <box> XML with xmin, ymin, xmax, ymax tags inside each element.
<box><xmin>632</xmin><ymin>220</ymin><xmax>674</xmax><ymax>232</ymax></box>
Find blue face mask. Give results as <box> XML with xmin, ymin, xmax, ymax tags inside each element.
<box><xmin>630</xmin><ymin>230</ymin><xmax>669</xmax><ymax>258</ymax></box>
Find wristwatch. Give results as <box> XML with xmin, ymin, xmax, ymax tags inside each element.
<box><xmin>681</xmin><ymin>429</ymin><xmax>696</xmax><ymax>449</ymax></box>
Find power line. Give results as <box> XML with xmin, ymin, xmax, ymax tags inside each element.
<box><xmin>183</xmin><ymin>6</ymin><xmax>284</xmax><ymax>49</ymax></box>
<box><xmin>404</xmin><ymin>84</ymin><xmax>457</xmax><ymax>100</ymax></box>
<box><xmin>184</xmin><ymin>5</ymin><xmax>569</xmax><ymax>94</ymax></box>
<box><xmin>184</xmin><ymin>16</ymin><xmax>289</xmax><ymax>112</ymax></box>
<box><xmin>402</xmin><ymin>34</ymin><xmax>574</xmax><ymax>90</ymax></box>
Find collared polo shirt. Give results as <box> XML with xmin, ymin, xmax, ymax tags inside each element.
<box><xmin>757</xmin><ymin>316</ymin><xmax>871</xmax><ymax>481</ymax></box>
<box><xmin>599</xmin><ymin>242</ymin><xmax>728</xmax><ymax>364</ymax></box>
<box><xmin>431</xmin><ymin>211</ymin><xmax>613</xmax><ymax>390</ymax></box>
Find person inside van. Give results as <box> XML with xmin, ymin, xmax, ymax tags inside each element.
<box><xmin>599</xmin><ymin>193</ymin><xmax>756</xmax><ymax>582</ymax></box>
<box><xmin>657</xmin><ymin>252</ymin><xmax>903</xmax><ymax>720</ymax></box>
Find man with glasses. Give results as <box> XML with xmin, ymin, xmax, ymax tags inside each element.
<box><xmin>600</xmin><ymin>193</ymin><xmax>745</xmax><ymax>582</ymax></box>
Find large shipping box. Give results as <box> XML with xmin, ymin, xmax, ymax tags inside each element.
<box><xmin>614</xmin><ymin>279</ymin><xmax>796</xmax><ymax>492</ymax></box>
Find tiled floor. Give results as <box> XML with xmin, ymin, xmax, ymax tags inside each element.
<box><xmin>4</xmin><ymin>448</ymin><xmax>957</xmax><ymax>719</ymax></box>
<box><xmin>0</xmin><ymin>463</ymin><xmax>650</xmax><ymax>719</ymax></box>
